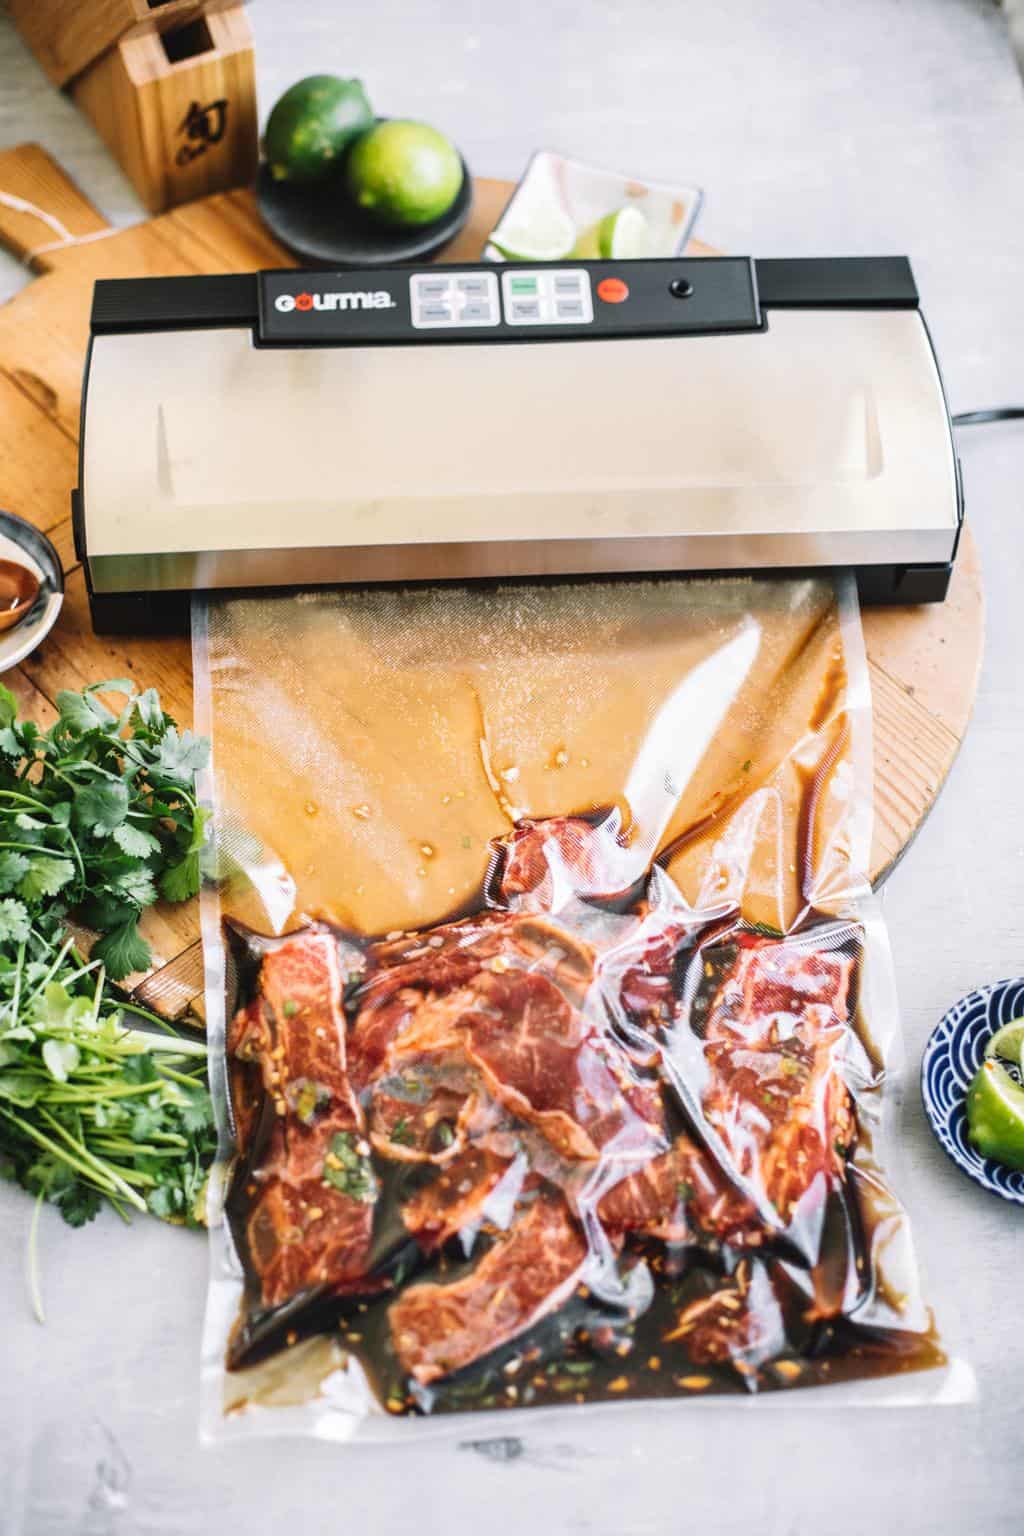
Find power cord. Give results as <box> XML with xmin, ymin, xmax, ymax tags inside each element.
<box><xmin>952</xmin><ymin>407</ymin><xmax>1024</xmax><ymax>427</ymax></box>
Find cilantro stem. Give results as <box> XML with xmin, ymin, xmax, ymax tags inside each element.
<box><xmin>0</xmin><ymin>790</ymin><xmax>50</xmax><ymax>813</ymax></box>
<box><xmin>8</xmin><ymin>938</ymin><xmax>25</xmax><ymax>1027</ymax></box>
<box><xmin>115</xmin><ymin>1027</ymin><xmax>208</xmax><ymax>1060</ymax></box>
<box><xmin>115</xmin><ymin>1001</ymin><xmax>190</xmax><ymax>1033</ymax></box>
<box><xmin>23</xmin><ymin>933</ymin><xmax>77</xmax><ymax>1007</ymax></box>
<box><xmin>44</xmin><ymin>1081</ymin><xmax>169</xmax><ymax>1103</ymax></box>
<box><xmin>34</xmin><ymin>1107</ymin><xmax>150</xmax><ymax>1208</ymax></box>
<box><xmin>155</xmin><ymin>1062</ymin><xmax>208</xmax><ymax>1088</ymax></box>
<box><xmin>93</xmin><ymin>1138</ymin><xmax>187</xmax><ymax>1156</ymax></box>
<box><xmin>0</xmin><ymin>1106</ymin><xmax>129</xmax><ymax>1203</ymax></box>
<box><xmin>27</xmin><ymin>1188</ymin><xmax>45</xmax><ymax>1325</ymax></box>
<box><xmin>0</xmin><ymin>840</ymin><xmax>76</xmax><ymax>859</ymax></box>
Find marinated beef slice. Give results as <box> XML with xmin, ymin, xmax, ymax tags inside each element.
<box><xmin>698</xmin><ymin>940</ymin><xmax>856</xmax><ymax>1229</ymax></box>
<box><xmin>390</xmin><ymin>1193</ymin><xmax>588</xmax><ymax>1385</ymax></box>
<box><xmin>228</xmin><ymin>932</ymin><xmax>375</xmax><ymax>1308</ymax></box>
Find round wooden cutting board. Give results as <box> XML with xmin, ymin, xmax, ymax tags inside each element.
<box><xmin>0</xmin><ymin>145</ymin><xmax>984</xmax><ymax>1018</ymax></box>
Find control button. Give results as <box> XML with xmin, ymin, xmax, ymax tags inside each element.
<box><xmin>417</xmin><ymin>278</ymin><xmax>449</xmax><ymax>297</ymax></box>
<box><xmin>509</xmin><ymin>276</ymin><xmax>539</xmax><ymax>295</ymax></box>
<box><xmin>669</xmin><ymin>277</ymin><xmax>694</xmax><ymax>299</ymax></box>
<box><xmin>461</xmin><ymin>302</ymin><xmax>493</xmax><ymax>321</ymax></box>
<box><xmin>419</xmin><ymin>304</ymin><xmax>451</xmax><ymax>321</ymax></box>
<box><xmin>596</xmin><ymin>277</ymin><xmax>629</xmax><ymax>304</ymax></box>
<box><xmin>511</xmin><ymin>300</ymin><xmax>541</xmax><ymax>319</ymax></box>
<box><xmin>556</xmin><ymin>300</ymin><xmax>584</xmax><ymax>319</ymax></box>
<box><xmin>457</xmin><ymin>277</ymin><xmax>488</xmax><ymax>294</ymax></box>
<box><xmin>554</xmin><ymin>275</ymin><xmax>582</xmax><ymax>294</ymax></box>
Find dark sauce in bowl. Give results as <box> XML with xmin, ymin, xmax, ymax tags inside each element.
<box><xmin>0</xmin><ymin>558</ymin><xmax>40</xmax><ymax>632</ymax></box>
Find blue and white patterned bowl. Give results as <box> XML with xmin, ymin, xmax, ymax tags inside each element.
<box><xmin>921</xmin><ymin>978</ymin><xmax>1024</xmax><ymax>1205</ymax></box>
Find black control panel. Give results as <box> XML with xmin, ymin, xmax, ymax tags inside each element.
<box><xmin>256</xmin><ymin>258</ymin><xmax>762</xmax><ymax>346</ymax></box>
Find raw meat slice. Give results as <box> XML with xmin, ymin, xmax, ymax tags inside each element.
<box><xmin>664</xmin><ymin>1262</ymin><xmax>786</xmax><ymax>1375</ymax></box>
<box><xmin>462</xmin><ymin>969</ymin><xmax>664</xmax><ymax>1161</ymax></box>
<box><xmin>348</xmin><ymin>913</ymin><xmax>595</xmax><ymax>1093</ymax></box>
<box><xmin>389</xmin><ymin>1193</ymin><xmax>588</xmax><ymax>1384</ymax></box>
<box><xmin>228</xmin><ymin>931</ymin><xmax>376</xmax><ymax>1308</ymax></box>
<box><xmin>400</xmin><ymin>1147</ymin><xmax>516</xmax><ymax>1249</ymax></box>
<box><xmin>699</xmin><ymin>940</ymin><xmax>857</xmax><ymax>1226</ymax></box>
<box><xmin>499</xmin><ymin>814</ymin><xmax>629</xmax><ymax>911</ymax></box>
<box><xmin>595</xmin><ymin>1135</ymin><xmax>756</xmax><ymax>1245</ymax></box>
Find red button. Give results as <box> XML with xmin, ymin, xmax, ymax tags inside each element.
<box><xmin>596</xmin><ymin>277</ymin><xmax>629</xmax><ymax>304</ymax></box>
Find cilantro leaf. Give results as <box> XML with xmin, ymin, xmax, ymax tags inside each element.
<box><xmin>158</xmin><ymin>853</ymin><xmax>200</xmax><ymax>904</ymax></box>
<box><xmin>0</xmin><ymin>684</ymin><xmax>18</xmax><ymax>729</ymax></box>
<box><xmin>134</xmin><ymin>689</ymin><xmax>165</xmax><ymax>730</ymax></box>
<box><xmin>154</xmin><ymin>727</ymin><xmax>210</xmax><ymax>780</ymax></box>
<box><xmin>0</xmin><ymin>852</ymin><xmax>29</xmax><ymax>894</ymax></box>
<box><xmin>111</xmin><ymin>866</ymin><xmax>158</xmax><ymax>908</ymax></box>
<box><xmin>78</xmin><ymin>890</ymin><xmax>137</xmax><ymax>933</ymax></box>
<box><xmin>180</xmin><ymin>1089</ymin><xmax>214</xmax><ymax>1135</ymax></box>
<box><xmin>74</xmin><ymin>780</ymin><xmax>130</xmax><ymax>837</ymax></box>
<box><xmin>41</xmin><ymin>1038</ymin><xmax>81</xmax><ymax>1083</ymax></box>
<box><xmin>18</xmin><ymin>856</ymin><xmax>75</xmax><ymax>902</ymax></box>
<box><xmin>0</xmin><ymin>899</ymin><xmax>31</xmax><ymax>943</ymax></box>
<box><xmin>92</xmin><ymin>920</ymin><xmax>152</xmax><ymax>980</ymax></box>
<box><xmin>129</xmin><ymin>1100</ymin><xmax>164</xmax><ymax>1141</ymax></box>
<box><xmin>31</xmin><ymin>983</ymin><xmax>93</xmax><ymax>1032</ymax></box>
<box><xmin>55</xmin><ymin>689</ymin><xmax>114</xmax><ymax>732</ymax></box>
<box><xmin>112</xmin><ymin>823</ymin><xmax>161</xmax><ymax>858</ymax></box>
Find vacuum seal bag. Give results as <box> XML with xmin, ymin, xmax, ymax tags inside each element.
<box><xmin>195</xmin><ymin>575</ymin><xmax>961</xmax><ymax>1443</ymax></box>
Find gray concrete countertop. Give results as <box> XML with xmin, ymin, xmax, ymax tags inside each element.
<box><xmin>1</xmin><ymin>2</ymin><xmax>1022</xmax><ymax>1532</ymax></box>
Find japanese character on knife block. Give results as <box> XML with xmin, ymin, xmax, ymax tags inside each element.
<box><xmin>67</xmin><ymin>4</ymin><xmax>258</xmax><ymax>215</ymax></box>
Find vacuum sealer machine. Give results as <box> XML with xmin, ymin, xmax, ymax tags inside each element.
<box><xmin>74</xmin><ymin>256</ymin><xmax>963</xmax><ymax>632</ymax></box>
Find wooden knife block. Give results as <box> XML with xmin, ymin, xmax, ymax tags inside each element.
<box><xmin>70</xmin><ymin>4</ymin><xmax>258</xmax><ymax>214</ymax></box>
<box><xmin>9</xmin><ymin>0</ymin><xmax>239</xmax><ymax>88</ymax></box>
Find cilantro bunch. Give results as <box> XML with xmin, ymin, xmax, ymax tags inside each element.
<box><xmin>0</xmin><ymin>679</ymin><xmax>217</xmax><ymax>1301</ymax></box>
<box><xmin>0</xmin><ymin>920</ymin><xmax>215</xmax><ymax>1242</ymax></box>
<box><xmin>0</xmin><ymin>678</ymin><xmax>210</xmax><ymax>978</ymax></box>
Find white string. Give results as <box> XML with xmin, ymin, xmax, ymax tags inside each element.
<box><xmin>0</xmin><ymin>189</ymin><xmax>119</xmax><ymax>267</ymax></box>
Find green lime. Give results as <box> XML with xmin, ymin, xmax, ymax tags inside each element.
<box><xmin>573</xmin><ymin>205</ymin><xmax>651</xmax><ymax>260</ymax></box>
<box><xmin>966</xmin><ymin>1058</ymin><xmax>1024</xmax><ymax>1169</ymax></box>
<box><xmin>985</xmin><ymin>1018</ymin><xmax>1024</xmax><ymax>1067</ymax></box>
<box><xmin>264</xmin><ymin>76</ymin><xmax>373</xmax><ymax>184</ymax></box>
<box><xmin>345</xmin><ymin>120</ymin><xmax>463</xmax><ymax>227</ymax></box>
<box><xmin>490</xmin><ymin>204</ymin><xmax>576</xmax><ymax>261</ymax></box>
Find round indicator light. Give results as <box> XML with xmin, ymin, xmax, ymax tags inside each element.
<box><xmin>596</xmin><ymin>277</ymin><xmax>629</xmax><ymax>304</ymax></box>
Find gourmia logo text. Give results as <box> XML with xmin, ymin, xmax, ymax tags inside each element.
<box><xmin>274</xmin><ymin>290</ymin><xmax>396</xmax><ymax>314</ymax></box>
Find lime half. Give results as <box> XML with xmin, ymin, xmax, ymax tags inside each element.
<box><xmin>985</xmin><ymin>1017</ymin><xmax>1024</xmax><ymax>1067</ymax></box>
<box><xmin>967</xmin><ymin>1058</ymin><xmax>1024</xmax><ymax>1169</ymax></box>
<box><xmin>490</xmin><ymin>204</ymin><xmax>576</xmax><ymax>262</ymax></box>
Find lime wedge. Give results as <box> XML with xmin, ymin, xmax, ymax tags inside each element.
<box><xmin>600</xmin><ymin>204</ymin><xmax>652</xmax><ymax>259</ymax></box>
<box><xmin>985</xmin><ymin>1018</ymin><xmax>1024</xmax><ymax>1067</ymax></box>
<box><xmin>573</xmin><ymin>204</ymin><xmax>651</xmax><ymax>260</ymax></box>
<box><xmin>490</xmin><ymin>205</ymin><xmax>576</xmax><ymax>262</ymax></box>
<box><xmin>966</xmin><ymin>1058</ymin><xmax>1024</xmax><ymax>1169</ymax></box>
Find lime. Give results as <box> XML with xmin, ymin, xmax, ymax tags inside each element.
<box><xmin>490</xmin><ymin>204</ymin><xmax>576</xmax><ymax>261</ymax></box>
<box><xmin>985</xmin><ymin>1018</ymin><xmax>1024</xmax><ymax>1067</ymax></box>
<box><xmin>573</xmin><ymin>205</ymin><xmax>651</xmax><ymax>260</ymax></box>
<box><xmin>264</xmin><ymin>76</ymin><xmax>373</xmax><ymax>183</ymax></box>
<box><xmin>345</xmin><ymin>120</ymin><xmax>463</xmax><ymax>227</ymax></box>
<box><xmin>966</xmin><ymin>1058</ymin><xmax>1024</xmax><ymax>1169</ymax></box>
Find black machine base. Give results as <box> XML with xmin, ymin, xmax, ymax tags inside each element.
<box><xmin>87</xmin><ymin>562</ymin><xmax>955</xmax><ymax>636</ymax></box>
